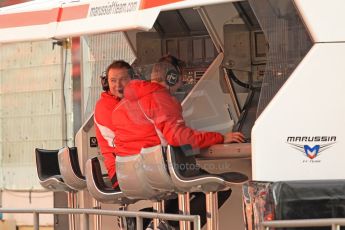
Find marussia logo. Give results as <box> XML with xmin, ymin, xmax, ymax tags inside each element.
<box><xmin>286</xmin><ymin>136</ymin><xmax>336</xmax><ymax>160</ymax></box>
<box><xmin>287</xmin><ymin>142</ymin><xmax>336</xmax><ymax>159</ymax></box>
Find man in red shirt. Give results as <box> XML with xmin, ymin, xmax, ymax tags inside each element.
<box><xmin>113</xmin><ymin>57</ymin><xmax>244</xmax><ymax>155</ymax></box>
<box><xmin>112</xmin><ymin>55</ymin><xmax>245</xmax><ymax>228</ymax></box>
<box><xmin>94</xmin><ymin>60</ymin><xmax>133</xmax><ymax>188</ymax></box>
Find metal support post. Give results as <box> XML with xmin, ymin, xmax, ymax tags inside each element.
<box><xmin>33</xmin><ymin>212</ymin><xmax>39</xmax><ymax>230</ymax></box>
<box><xmin>82</xmin><ymin>213</ymin><xmax>89</xmax><ymax>230</ymax></box>
<box><xmin>92</xmin><ymin>199</ymin><xmax>102</xmax><ymax>230</ymax></box>
<box><xmin>206</xmin><ymin>192</ymin><xmax>218</xmax><ymax>230</ymax></box>
<box><xmin>178</xmin><ymin>193</ymin><xmax>191</xmax><ymax>230</ymax></box>
<box><xmin>67</xmin><ymin>192</ymin><xmax>76</xmax><ymax>230</ymax></box>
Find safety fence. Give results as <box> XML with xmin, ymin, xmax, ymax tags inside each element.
<box><xmin>0</xmin><ymin>208</ymin><xmax>200</xmax><ymax>230</ymax></box>
<box><xmin>262</xmin><ymin>218</ymin><xmax>345</xmax><ymax>230</ymax></box>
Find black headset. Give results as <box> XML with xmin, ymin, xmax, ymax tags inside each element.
<box><xmin>100</xmin><ymin>71</ymin><xmax>109</xmax><ymax>91</ymax></box>
<box><xmin>165</xmin><ymin>68</ymin><xmax>180</xmax><ymax>86</ymax></box>
<box><xmin>159</xmin><ymin>55</ymin><xmax>183</xmax><ymax>87</ymax></box>
<box><xmin>100</xmin><ymin>60</ymin><xmax>135</xmax><ymax>91</ymax></box>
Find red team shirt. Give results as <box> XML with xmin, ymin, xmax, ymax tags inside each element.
<box><xmin>94</xmin><ymin>92</ymin><xmax>120</xmax><ymax>187</ymax></box>
<box><xmin>112</xmin><ymin>80</ymin><xmax>224</xmax><ymax>156</ymax></box>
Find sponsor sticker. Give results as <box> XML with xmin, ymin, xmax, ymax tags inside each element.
<box><xmin>89</xmin><ymin>0</ymin><xmax>140</xmax><ymax>17</ymax></box>
<box><xmin>286</xmin><ymin>136</ymin><xmax>336</xmax><ymax>163</ymax></box>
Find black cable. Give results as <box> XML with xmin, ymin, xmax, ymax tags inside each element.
<box><xmin>225</xmin><ymin>68</ymin><xmax>252</xmax><ymax>89</ymax></box>
<box><xmin>62</xmin><ymin>41</ymin><xmax>68</xmax><ymax>145</ymax></box>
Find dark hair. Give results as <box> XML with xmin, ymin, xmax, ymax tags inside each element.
<box><xmin>106</xmin><ymin>60</ymin><xmax>132</xmax><ymax>76</ymax></box>
<box><xmin>101</xmin><ymin>60</ymin><xmax>134</xmax><ymax>91</ymax></box>
<box><xmin>158</xmin><ymin>54</ymin><xmax>185</xmax><ymax>73</ymax></box>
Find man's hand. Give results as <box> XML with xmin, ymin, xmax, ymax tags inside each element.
<box><xmin>223</xmin><ymin>132</ymin><xmax>245</xmax><ymax>143</ymax></box>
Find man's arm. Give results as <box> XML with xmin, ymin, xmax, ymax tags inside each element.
<box><xmin>148</xmin><ymin>90</ymin><xmax>224</xmax><ymax>149</ymax></box>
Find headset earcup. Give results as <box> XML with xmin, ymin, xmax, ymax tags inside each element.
<box><xmin>165</xmin><ymin>69</ymin><xmax>179</xmax><ymax>86</ymax></box>
<box><xmin>101</xmin><ymin>76</ymin><xmax>109</xmax><ymax>91</ymax></box>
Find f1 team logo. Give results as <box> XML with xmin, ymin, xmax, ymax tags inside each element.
<box><xmin>287</xmin><ymin>142</ymin><xmax>336</xmax><ymax>159</ymax></box>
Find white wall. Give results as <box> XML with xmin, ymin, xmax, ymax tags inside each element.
<box><xmin>0</xmin><ymin>40</ymin><xmax>72</xmax><ymax>190</ymax></box>
<box><xmin>0</xmin><ymin>39</ymin><xmax>74</xmax><ymax>226</ymax></box>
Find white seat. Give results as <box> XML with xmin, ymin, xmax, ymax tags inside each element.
<box><xmin>167</xmin><ymin>145</ymin><xmax>249</xmax><ymax>230</ymax></box>
<box><xmin>141</xmin><ymin>145</ymin><xmax>175</xmax><ymax>192</ymax></box>
<box><xmin>116</xmin><ymin>154</ymin><xmax>168</xmax><ymax>200</ymax></box>
<box><xmin>58</xmin><ymin>146</ymin><xmax>86</xmax><ymax>191</ymax></box>
<box><xmin>35</xmin><ymin>148</ymin><xmax>75</xmax><ymax>192</ymax></box>
<box><xmin>85</xmin><ymin>157</ymin><xmax>135</xmax><ymax>204</ymax></box>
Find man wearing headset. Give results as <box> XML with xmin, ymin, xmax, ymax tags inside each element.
<box><xmin>94</xmin><ymin>60</ymin><xmax>133</xmax><ymax>188</ymax></box>
<box><xmin>97</xmin><ymin>60</ymin><xmax>168</xmax><ymax>229</ymax></box>
<box><xmin>112</xmin><ymin>55</ymin><xmax>246</xmax><ymax>228</ymax></box>
<box><xmin>112</xmin><ymin>55</ymin><xmax>245</xmax><ymax>155</ymax></box>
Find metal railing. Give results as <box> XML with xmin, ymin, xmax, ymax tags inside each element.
<box><xmin>0</xmin><ymin>208</ymin><xmax>200</xmax><ymax>230</ymax></box>
<box><xmin>262</xmin><ymin>218</ymin><xmax>345</xmax><ymax>230</ymax></box>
